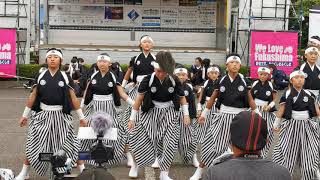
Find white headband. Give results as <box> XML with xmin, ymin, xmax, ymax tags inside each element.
<box><xmin>174</xmin><ymin>68</ymin><xmax>188</xmax><ymax>75</ymax></box>
<box><xmin>305</xmin><ymin>47</ymin><xmax>319</xmax><ymax>54</ymax></box>
<box><xmin>257</xmin><ymin>67</ymin><xmax>271</xmax><ymax>74</ymax></box>
<box><xmin>290</xmin><ymin>70</ymin><xmax>306</xmax><ymax>79</ymax></box>
<box><xmin>140</xmin><ymin>36</ymin><xmax>154</xmax><ymax>44</ymax></box>
<box><xmin>46</xmin><ymin>50</ymin><xmax>63</xmax><ymax>59</ymax></box>
<box><xmin>97</xmin><ymin>55</ymin><xmax>111</xmax><ymax>62</ymax></box>
<box><xmin>226</xmin><ymin>56</ymin><xmax>241</xmax><ymax>64</ymax></box>
<box><xmin>207</xmin><ymin>66</ymin><xmax>220</xmax><ymax>73</ymax></box>
<box><xmin>309</xmin><ymin>38</ymin><xmax>320</xmax><ymax>45</ymax></box>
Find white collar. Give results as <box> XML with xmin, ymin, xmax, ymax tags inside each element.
<box><xmin>49</xmin><ymin>69</ymin><xmax>58</xmax><ymax>77</ymax></box>
<box><xmin>307</xmin><ymin>62</ymin><xmax>315</xmax><ymax>71</ymax></box>
<box><xmin>228</xmin><ymin>74</ymin><xmax>237</xmax><ymax>83</ymax></box>
<box><xmin>143</xmin><ymin>52</ymin><xmax>150</xmax><ymax>58</ymax></box>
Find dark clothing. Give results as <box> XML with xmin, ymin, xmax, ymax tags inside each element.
<box><xmin>203</xmin><ymin>157</ymin><xmax>291</xmax><ymax>180</ymax></box>
<box><xmin>111</xmin><ymin>62</ymin><xmax>124</xmax><ymax>83</ymax></box>
<box><xmin>298</xmin><ymin>62</ymin><xmax>320</xmax><ymax>91</ymax></box>
<box><xmin>215</xmin><ymin>74</ymin><xmax>250</xmax><ymax>108</ymax></box>
<box><xmin>280</xmin><ymin>88</ymin><xmax>317</xmax><ymax>119</ymax></box>
<box><xmin>182</xmin><ymin>83</ymin><xmax>196</xmax><ymax>119</ymax></box>
<box><xmin>190</xmin><ymin>65</ymin><xmax>204</xmax><ymax>85</ymax></box>
<box><xmin>83</xmin><ymin>71</ymin><xmax>121</xmax><ymax>107</ymax></box>
<box><xmin>132</xmin><ymin>53</ymin><xmax>156</xmax><ymax>83</ymax></box>
<box><xmin>138</xmin><ymin>73</ymin><xmax>185</xmax><ymax>112</ymax></box>
<box><xmin>32</xmin><ymin>70</ymin><xmax>74</xmax><ymax>114</ymax></box>
<box><xmin>271</xmin><ymin>69</ymin><xmax>289</xmax><ymax>90</ymax></box>
<box><xmin>200</xmin><ymin>79</ymin><xmax>216</xmax><ymax>105</ymax></box>
<box><xmin>251</xmin><ymin>80</ymin><xmax>277</xmax><ymax>112</ymax></box>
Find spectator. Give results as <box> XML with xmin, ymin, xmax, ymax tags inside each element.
<box><xmin>268</xmin><ymin>64</ymin><xmax>289</xmax><ymax>90</ymax></box>
<box><xmin>190</xmin><ymin>57</ymin><xmax>204</xmax><ymax>86</ymax></box>
<box><xmin>203</xmin><ymin>111</ymin><xmax>291</xmax><ymax>180</ymax></box>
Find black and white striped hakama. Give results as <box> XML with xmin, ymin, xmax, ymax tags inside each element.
<box><xmin>273</xmin><ymin>115</ymin><xmax>319</xmax><ymax>180</ymax></box>
<box><xmin>254</xmin><ymin>103</ymin><xmax>276</xmax><ymax>158</ymax></box>
<box><xmin>81</xmin><ymin>95</ymin><xmax>127</xmax><ymax>165</ymax></box>
<box><xmin>122</xmin><ymin>85</ymin><xmax>139</xmax><ymax>144</ymax></box>
<box><xmin>129</xmin><ymin>104</ymin><xmax>180</xmax><ymax>171</ymax></box>
<box><xmin>201</xmin><ymin>106</ymin><xmax>248</xmax><ymax>166</ymax></box>
<box><xmin>178</xmin><ymin>112</ymin><xmax>197</xmax><ymax>164</ymax></box>
<box><xmin>197</xmin><ymin>102</ymin><xmax>217</xmax><ymax>145</ymax></box>
<box><xmin>25</xmin><ymin>104</ymin><xmax>79</xmax><ymax>176</ymax></box>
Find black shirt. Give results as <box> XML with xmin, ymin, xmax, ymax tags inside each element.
<box><xmin>37</xmin><ymin>70</ymin><xmax>74</xmax><ymax>105</ymax></box>
<box><xmin>182</xmin><ymin>83</ymin><xmax>196</xmax><ymax>119</ymax></box>
<box><xmin>280</xmin><ymin>88</ymin><xmax>317</xmax><ymax>119</ymax></box>
<box><xmin>299</xmin><ymin>62</ymin><xmax>320</xmax><ymax>90</ymax></box>
<box><xmin>132</xmin><ymin>53</ymin><xmax>156</xmax><ymax>83</ymax></box>
<box><xmin>251</xmin><ymin>80</ymin><xmax>276</xmax><ymax>102</ymax></box>
<box><xmin>91</xmin><ymin>71</ymin><xmax>120</xmax><ymax>95</ymax></box>
<box><xmin>200</xmin><ymin>79</ymin><xmax>216</xmax><ymax>104</ymax></box>
<box><xmin>215</xmin><ymin>74</ymin><xmax>249</xmax><ymax>108</ymax></box>
<box><xmin>138</xmin><ymin>73</ymin><xmax>185</xmax><ymax>102</ymax></box>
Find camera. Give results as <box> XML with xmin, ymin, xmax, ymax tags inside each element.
<box><xmin>39</xmin><ymin>150</ymin><xmax>72</xmax><ymax>180</ymax></box>
<box><xmin>78</xmin><ymin>134</ymin><xmax>115</xmax><ymax>167</ymax></box>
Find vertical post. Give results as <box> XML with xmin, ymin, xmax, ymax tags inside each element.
<box><xmin>226</xmin><ymin>0</ymin><xmax>232</xmax><ymax>53</ymax></box>
<box><xmin>246</xmin><ymin>0</ymin><xmax>253</xmax><ymax>66</ymax></box>
<box><xmin>25</xmin><ymin>0</ymin><xmax>31</xmax><ymax>64</ymax></box>
<box><xmin>43</xmin><ymin>0</ymin><xmax>48</xmax><ymax>44</ymax></box>
<box><xmin>298</xmin><ymin>0</ymin><xmax>303</xmax><ymax>58</ymax></box>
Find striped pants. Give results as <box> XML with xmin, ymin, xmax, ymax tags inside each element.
<box><xmin>197</xmin><ymin>104</ymin><xmax>217</xmax><ymax>145</ymax></box>
<box><xmin>273</xmin><ymin>118</ymin><xmax>319</xmax><ymax>180</ymax></box>
<box><xmin>178</xmin><ymin>114</ymin><xmax>198</xmax><ymax>164</ymax></box>
<box><xmin>26</xmin><ymin>110</ymin><xmax>79</xmax><ymax>176</ymax></box>
<box><xmin>129</xmin><ymin>106</ymin><xmax>180</xmax><ymax>171</ymax></box>
<box><xmin>81</xmin><ymin>100</ymin><xmax>127</xmax><ymax>165</ymax></box>
<box><xmin>201</xmin><ymin>113</ymin><xmax>236</xmax><ymax>166</ymax></box>
<box><xmin>256</xmin><ymin>107</ymin><xmax>276</xmax><ymax>158</ymax></box>
<box><xmin>122</xmin><ymin>86</ymin><xmax>139</xmax><ymax>144</ymax></box>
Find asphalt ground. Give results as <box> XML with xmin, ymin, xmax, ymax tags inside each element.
<box><xmin>0</xmin><ymin>83</ymin><xmax>303</xmax><ymax>180</ymax></box>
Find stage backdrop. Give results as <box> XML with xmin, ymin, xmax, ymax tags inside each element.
<box><xmin>0</xmin><ymin>29</ymin><xmax>16</xmax><ymax>78</ymax></box>
<box><xmin>250</xmin><ymin>31</ymin><xmax>298</xmax><ymax>78</ymax></box>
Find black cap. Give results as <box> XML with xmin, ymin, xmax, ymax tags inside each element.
<box><xmin>230</xmin><ymin>111</ymin><xmax>267</xmax><ymax>151</ymax></box>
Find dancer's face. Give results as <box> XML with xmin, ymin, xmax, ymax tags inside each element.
<box><xmin>176</xmin><ymin>72</ymin><xmax>188</xmax><ymax>83</ymax></box>
<box><xmin>140</xmin><ymin>40</ymin><xmax>153</xmax><ymax>52</ymax></box>
<box><xmin>46</xmin><ymin>55</ymin><xmax>61</xmax><ymax>69</ymax></box>
<box><xmin>258</xmin><ymin>72</ymin><xmax>269</xmax><ymax>82</ymax></box>
<box><xmin>207</xmin><ymin>71</ymin><xmax>219</xmax><ymax>81</ymax></box>
<box><xmin>97</xmin><ymin>60</ymin><xmax>111</xmax><ymax>72</ymax></box>
<box><xmin>226</xmin><ymin>61</ymin><xmax>241</xmax><ymax>73</ymax></box>
<box><xmin>290</xmin><ymin>75</ymin><xmax>305</xmax><ymax>89</ymax></box>
<box><xmin>155</xmin><ymin>68</ymin><xmax>168</xmax><ymax>81</ymax></box>
<box><xmin>305</xmin><ymin>52</ymin><xmax>319</xmax><ymax>64</ymax></box>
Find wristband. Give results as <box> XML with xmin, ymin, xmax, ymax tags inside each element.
<box><xmin>80</xmin><ymin>99</ymin><xmax>85</xmax><ymax>108</ymax></box>
<box><xmin>122</xmin><ymin>80</ymin><xmax>128</xmax><ymax>87</ymax></box>
<box><xmin>130</xmin><ymin>109</ymin><xmax>138</xmax><ymax>122</ymax></box>
<box><xmin>273</xmin><ymin>117</ymin><xmax>281</xmax><ymax>129</ymax></box>
<box><xmin>182</xmin><ymin>104</ymin><xmax>189</xmax><ymax>116</ymax></box>
<box><xmin>76</xmin><ymin>109</ymin><xmax>85</xmax><ymax>120</ymax></box>
<box><xmin>268</xmin><ymin>101</ymin><xmax>275</xmax><ymax>108</ymax></box>
<box><xmin>201</xmin><ymin>108</ymin><xmax>210</xmax><ymax>118</ymax></box>
<box><xmin>254</xmin><ymin>108</ymin><xmax>262</xmax><ymax>116</ymax></box>
<box><xmin>197</xmin><ymin>103</ymin><xmax>202</xmax><ymax>111</ymax></box>
<box><xmin>22</xmin><ymin>106</ymin><xmax>31</xmax><ymax>118</ymax></box>
<box><xmin>126</xmin><ymin>97</ymin><xmax>135</xmax><ymax>106</ymax></box>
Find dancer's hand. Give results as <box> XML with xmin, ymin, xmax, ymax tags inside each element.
<box><xmin>263</xmin><ymin>105</ymin><xmax>271</xmax><ymax>112</ymax></box>
<box><xmin>198</xmin><ymin>116</ymin><xmax>205</xmax><ymax>125</ymax></box>
<box><xmin>184</xmin><ymin>115</ymin><xmax>191</xmax><ymax>126</ymax></box>
<box><xmin>128</xmin><ymin>120</ymin><xmax>135</xmax><ymax>130</ymax></box>
<box><xmin>79</xmin><ymin>119</ymin><xmax>88</xmax><ymax>127</ymax></box>
<box><xmin>19</xmin><ymin>117</ymin><xmax>28</xmax><ymax>127</ymax></box>
<box><xmin>197</xmin><ymin>110</ymin><xmax>202</xmax><ymax>118</ymax></box>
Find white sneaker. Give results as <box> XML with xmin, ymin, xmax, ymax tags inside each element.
<box><xmin>159</xmin><ymin>171</ymin><xmax>173</xmax><ymax>180</ymax></box>
<box><xmin>15</xmin><ymin>164</ymin><xmax>30</xmax><ymax>180</ymax></box>
<box><xmin>128</xmin><ymin>162</ymin><xmax>139</xmax><ymax>178</ymax></box>
<box><xmin>192</xmin><ymin>154</ymin><xmax>199</xmax><ymax>168</ymax></box>
<box><xmin>189</xmin><ymin>167</ymin><xmax>203</xmax><ymax>180</ymax></box>
<box><xmin>151</xmin><ymin>157</ymin><xmax>160</xmax><ymax>168</ymax></box>
<box><xmin>78</xmin><ymin>164</ymin><xmax>85</xmax><ymax>174</ymax></box>
<box><xmin>126</xmin><ymin>152</ymin><xmax>134</xmax><ymax>167</ymax></box>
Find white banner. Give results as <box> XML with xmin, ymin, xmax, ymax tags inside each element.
<box><xmin>309</xmin><ymin>7</ymin><xmax>320</xmax><ymax>38</ymax></box>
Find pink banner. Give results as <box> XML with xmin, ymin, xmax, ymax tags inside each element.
<box><xmin>0</xmin><ymin>29</ymin><xmax>16</xmax><ymax>78</ymax></box>
<box><xmin>250</xmin><ymin>31</ymin><xmax>298</xmax><ymax>78</ymax></box>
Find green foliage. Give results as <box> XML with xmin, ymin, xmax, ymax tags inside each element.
<box><xmin>17</xmin><ymin>64</ymin><xmax>41</xmax><ymax>78</ymax></box>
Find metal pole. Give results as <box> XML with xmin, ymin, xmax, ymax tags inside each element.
<box><xmin>43</xmin><ymin>0</ymin><xmax>48</xmax><ymax>44</ymax></box>
<box><xmin>298</xmin><ymin>0</ymin><xmax>303</xmax><ymax>57</ymax></box>
<box><xmin>246</xmin><ymin>0</ymin><xmax>253</xmax><ymax>67</ymax></box>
